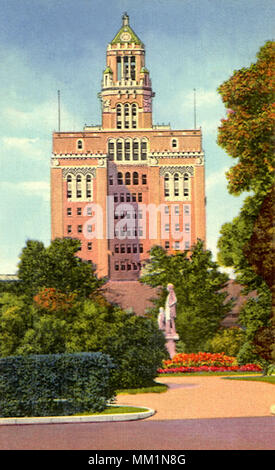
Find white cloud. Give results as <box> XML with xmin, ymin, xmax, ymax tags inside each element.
<box><xmin>206</xmin><ymin>166</ymin><xmax>229</xmax><ymax>191</ymax></box>
<box><xmin>1</xmin><ymin>181</ymin><xmax>50</xmax><ymax>202</ymax></box>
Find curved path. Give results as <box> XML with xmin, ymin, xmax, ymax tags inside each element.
<box><xmin>0</xmin><ymin>376</ymin><xmax>274</xmax><ymax>450</ymax></box>
<box><xmin>115</xmin><ymin>375</ymin><xmax>275</xmax><ymax>420</ymax></box>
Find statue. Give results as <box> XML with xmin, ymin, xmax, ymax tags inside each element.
<box><xmin>158</xmin><ymin>283</ymin><xmax>179</xmax><ymax>358</ymax></box>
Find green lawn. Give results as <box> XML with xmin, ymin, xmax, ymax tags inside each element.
<box><xmin>224</xmin><ymin>375</ymin><xmax>275</xmax><ymax>385</ymax></box>
<box><xmin>76</xmin><ymin>405</ymin><xmax>149</xmax><ymax>416</ymax></box>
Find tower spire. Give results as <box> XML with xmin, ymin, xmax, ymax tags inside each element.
<box><xmin>122</xmin><ymin>12</ymin><xmax>129</xmax><ymax>26</ymax></box>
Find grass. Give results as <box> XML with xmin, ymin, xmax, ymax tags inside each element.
<box><xmin>116</xmin><ymin>381</ymin><xmax>168</xmax><ymax>395</ymax></box>
<box><xmin>224</xmin><ymin>375</ymin><xmax>275</xmax><ymax>385</ymax></box>
<box><xmin>157</xmin><ymin>371</ymin><xmax>264</xmax><ymax>377</ymax></box>
<box><xmin>75</xmin><ymin>405</ymin><xmax>149</xmax><ymax>416</ymax></box>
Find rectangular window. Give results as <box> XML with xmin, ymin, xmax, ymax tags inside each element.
<box><xmin>67</xmin><ymin>208</ymin><xmax>72</xmax><ymax>216</ymax></box>
<box><xmin>87</xmin><ymin>242</ymin><xmax>92</xmax><ymax>251</ymax></box>
<box><xmin>67</xmin><ymin>190</ymin><xmax>72</xmax><ymax>198</ymax></box>
<box><xmin>164</xmin><ymin>205</ymin><xmax>169</xmax><ymax>214</ymax></box>
<box><xmin>120</xmin><ymin>263</ymin><xmax>126</xmax><ymax>271</ymax></box>
<box><xmin>184</xmin><ymin>205</ymin><xmax>190</xmax><ymax>214</ymax></box>
<box><xmin>114</xmin><ymin>193</ymin><xmax>118</xmax><ymax>203</ymax></box>
<box><xmin>165</xmin><ymin>241</ymin><xmax>170</xmax><ymax>249</ymax></box>
<box><xmin>127</xmin><ymin>263</ymin><xmax>132</xmax><ymax>271</ymax></box>
<box><xmin>77</xmin><ymin>207</ymin><xmax>82</xmax><ymax>216</ymax></box>
<box><xmin>165</xmin><ymin>224</ymin><xmax>170</xmax><ymax>232</ymax></box>
<box><xmin>175</xmin><ymin>223</ymin><xmax>180</xmax><ymax>232</ymax></box>
<box><xmin>77</xmin><ymin>190</ymin><xmax>82</xmax><ymax>198</ymax></box>
<box><xmin>117</xmin><ymin>57</ymin><xmax>121</xmax><ymax>81</ymax></box>
<box><xmin>87</xmin><ymin>207</ymin><xmax>92</xmax><ymax>216</ymax></box>
<box><xmin>115</xmin><ymin>262</ymin><xmax>119</xmax><ymax>271</ymax></box>
<box><xmin>87</xmin><ymin>225</ymin><xmax>92</xmax><ymax>233</ymax></box>
<box><xmin>184</xmin><ymin>188</ymin><xmax>189</xmax><ymax>197</ymax></box>
<box><xmin>133</xmin><ymin>244</ymin><xmax>138</xmax><ymax>253</ymax></box>
<box><xmin>115</xmin><ymin>244</ymin><xmax>119</xmax><ymax>253</ymax></box>
<box><xmin>109</xmin><ymin>176</ymin><xmax>113</xmax><ymax>185</ymax></box>
<box><xmin>139</xmin><ymin>244</ymin><xmax>143</xmax><ymax>253</ymax></box>
<box><xmin>120</xmin><ymin>193</ymin><xmax>125</xmax><ymax>202</ymax></box>
<box><xmin>120</xmin><ymin>244</ymin><xmax>125</xmax><ymax>254</ymax></box>
<box><xmin>165</xmin><ymin>189</ymin><xmax>169</xmax><ymax>197</ymax></box>
<box><xmin>138</xmin><ymin>193</ymin><xmax>142</xmax><ymax>202</ymax></box>
<box><xmin>185</xmin><ymin>241</ymin><xmax>190</xmax><ymax>250</ymax></box>
<box><xmin>174</xmin><ymin>205</ymin><xmax>180</xmax><ymax>215</ymax></box>
<box><xmin>126</xmin><ymin>193</ymin><xmax>131</xmax><ymax>202</ymax></box>
<box><xmin>127</xmin><ymin>244</ymin><xmax>131</xmax><ymax>253</ymax></box>
<box><xmin>132</xmin><ymin>193</ymin><xmax>136</xmax><ymax>202</ymax></box>
<box><xmin>174</xmin><ymin>241</ymin><xmax>180</xmax><ymax>250</ymax></box>
<box><xmin>77</xmin><ymin>225</ymin><xmax>82</xmax><ymax>233</ymax></box>
<box><xmin>142</xmin><ymin>174</ymin><xmax>147</xmax><ymax>185</ymax></box>
<box><xmin>117</xmin><ymin>141</ymin><xmax>123</xmax><ymax>160</ymax></box>
<box><xmin>67</xmin><ymin>225</ymin><xmax>72</xmax><ymax>234</ymax></box>
<box><xmin>185</xmin><ymin>223</ymin><xmax>190</xmax><ymax>232</ymax></box>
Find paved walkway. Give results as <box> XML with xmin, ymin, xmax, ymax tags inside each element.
<box><xmin>116</xmin><ymin>375</ymin><xmax>275</xmax><ymax>420</ymax></box>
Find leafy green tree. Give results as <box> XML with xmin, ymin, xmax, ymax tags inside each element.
<box><xmin>17</xmin><ymin>238</ymin><xmax>104</xmax><ymax>298</ymax></box>
<box><xmin>205</xmin><ymin>327</ymin><xmax>245</xmax><ymax>357</ymax></box>
<box><xmin>140</xmin><ymin>240</ymin><xmax>231</xmax><ymax>352</ymax></box>
<box><xmin>217</xmin><ymin>41</ymin><xmax>274</xmax><ymax>365</ymax></box>
<box><xmin>0</xmin><ymin>293</ymin><xmax>32</xmax><ymax>356</ymax></box>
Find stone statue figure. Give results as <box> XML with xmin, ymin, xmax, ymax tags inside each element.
<box><xmin>158</xmin><ymin>284</ymin><xmax>177</xmax><ymax>335</ymax></box>
<box><xmin>164</xmin><ymin>283</ymin><xmax>177</xmax><ymax>335</ymax></box>
<box><xmin>158</xmin><ymin>284</ymin><xmax>179</xmax><ymax>358</ymax></box>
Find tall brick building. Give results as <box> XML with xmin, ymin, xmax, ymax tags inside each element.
<box><xmin>51</xmin><ymin>13</ymin><xmax>206</xmax><ymax>281</ymax></box>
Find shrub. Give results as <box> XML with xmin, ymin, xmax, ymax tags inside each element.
<box><xmin>0</xmin><ymin>352</ymin><xmax>116</xmax><ymax>417</ymax></box>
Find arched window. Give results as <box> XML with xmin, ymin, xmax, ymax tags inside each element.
<box><xmin>67</xmin><ymin>174</ymin><xmax>73</xmax><ymax>198</ymax></box>
<box><xmin>77</xmin><ymin>139</ymin><xmax>83</xmax><ymax>150</ymax></box>
<box><xmin>133</xmin><ymin>139</ymin><xmax>139</xmax><ymax>160</ymax></box>
<box><xmin>132</xmin><ymin>104</ymin><xmax>137</xmax><ymax>128</ymax></box>
<box><xmin>108</xmin><ymin>140</ymin><xmax>115</xmax><ymax>160</ymax></box>
<box><xmin>116</xmin><ymin>139</ymin><xmax>123</xmax><ymax>160</ymax></box>
<box><xmin>76</xmin><ymin>174</ymin><xmax>82</xmax><ymax>198</ymax></box>
<box><xmin>174</xmin><ymin>173</ymin><xmax>179</xmax><ymax>197</ymax></box>
<box><xmin>125</xmin><ymin>139</ymin><xmax>131</xmax><ymax>160</ymax></box>
<box><xmin>116</xmin><ymin>104</ymin><xmax>122</xmax><ymax>129</ymax></box>
<box><xmin>124</xmin><ymin>104</ymin><xmax>130</xmax><ymax>129</ymax></box>
<box><xmin>117</xmin><ymin>172</ymin><xmax>123</xmax><ymax>185</ymax></box>
<box><xmin>183</xmin><ymin>173</ymin><xmax>189</xmax><ymax>197</ymax></box>
<box><xmin>164</xmin><ymin>173</ymin><xmax>170</xmax><ymax>197</ymax></box>
<box><xmin>133</xmin><ymin>172</ymin><xmax>139</xmax><ymax>185</ymax></box>
<box><xmin>125</xmin><ymin>172</ymin><xmax>131</xmax><ymax>185</ymax></box>
<box><xmin>141</xmin><ymin>138</ymin><xmax>147</xmax><ymax>160</ymax></box>
<box><xmin>86</xmin><ymin>174</ymin><xmax>92</xmax><ymax>198</ymax></box>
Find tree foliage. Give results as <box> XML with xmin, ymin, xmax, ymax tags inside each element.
<box><xmin>17</xmin><ymin>238</ymin><xmax>104</xmax><ymax>299</ymax></box>
<box><xmin>140</xmin><ymin>240</ymin><xmax>231</xmax><ymax>352</ymax></box>
<box><xmin>217</xmin><ymin>41</ymin><xmax>274</xmax><ymax>195</ymax></box>
<box><xmin>217</xmin><ymin>41</ymin><xmax>275</xmax><ymax>366</ymax></box>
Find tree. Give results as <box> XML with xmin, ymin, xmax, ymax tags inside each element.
<box><xmin>217</xmin><ymin>41</ymin><xmax>275</xmax><ymax>365</ymax></box>
<box><xmin>17</xmin><ymin>238</ymin><xmax>104</xmax><ymax>298</ymax></box>
<box><xmin>140</xmin><ymin>240</ymin><xmax>231</xmax><ymax>352</ymax></box>
<box><xmin>217</xmin><ymin>41</ymin><xmax>274</xmax><ymax>196</ymax></box>
<box><xmin>205</xmin><ymin>327</ymin><xmax>245</xmax><ymax>357</ymax></box>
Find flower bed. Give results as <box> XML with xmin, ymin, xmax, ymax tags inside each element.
<box><xmin>158</xmin><ymin>364</ymin><xmax>262</xmax><ymax>374</ymax></box>
<box><xmin>157</xmin><ymin>352</ymin><xmax>262</xmax><ymax>374</ymax></box>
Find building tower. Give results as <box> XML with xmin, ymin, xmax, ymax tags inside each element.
<box><xmin>51</xmin><ymin>13</ymin><xmax>206</xmax><ymax>280</ymax></box>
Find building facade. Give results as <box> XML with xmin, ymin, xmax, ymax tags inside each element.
<box><xmin>51</xmin><ymin>13</ymin><xmax>206</xmax><ymax>280</ymax></box>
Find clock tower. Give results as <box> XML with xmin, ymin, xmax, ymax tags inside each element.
<box><xmin>98</xmin><ymin>12</ymin><xmax>155</xmax><ymax>130</ymax></box>
<box><xmin>51</xmin><ymin>13</ymin><xmax>206</xmax><ymax>282</ymax></box>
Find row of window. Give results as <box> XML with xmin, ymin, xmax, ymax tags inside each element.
<box><xmin>67</xmin><ymin>174</ymin><xmax>93</xmax><ymax>199</ymax></box>
<box><xmin>108</xmin><ymin>138</ymin><xmax>147</xmax><ymax>161</ymax></box>
<box><xmin>110</xmin><ymin>171</ymin><xmax>147</xmax><ymax>186</ymax></box>
<box><xmin>116</xmin><ymin>103</ymin><xmax>137</xmax><ymax>129</ymax></box>
<box><xmin>113</xmin><ymin>192</ymin><xmax>143</xmax><ymax>203</ymax></box>
<box><xmin>164</xmin><ymin>172</ymin><xmax>190</xmax><ymax>198</ymax></box>
<box><xmin>74</xmin><ymin>137</ymin><xmax>178</xmax><ymax>153</ymax></box>
<box><xmin>114</xmin><ymin>261</ymin><xmax>142</xmax><ymax>272</ymax></box>
<box><xmin>114</xmin><ymin>243</ymin><xmax>143</xmax><ymax>254</ymax></box>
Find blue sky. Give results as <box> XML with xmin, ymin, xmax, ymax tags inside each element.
<box><xmin>0</xmin><ymin>0</ymin><xmax>274</xmax><ymax>275</ymax></box>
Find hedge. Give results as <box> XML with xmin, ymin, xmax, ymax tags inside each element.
<box><xmin>0</xmin><ymin>352</ymin><xmax>116</xmax><ymax>417</ymax></box>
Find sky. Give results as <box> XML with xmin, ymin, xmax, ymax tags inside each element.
<box><xmin>0</xmin><ymin>0</ymin><xmax>274</xmax><ymax>275</ymax></box>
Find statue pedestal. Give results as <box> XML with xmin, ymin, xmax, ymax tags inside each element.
<box><xmin>165</xmin><ymin>333</ymin><xmax>179</xmax><ymax>359</ymax></box>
